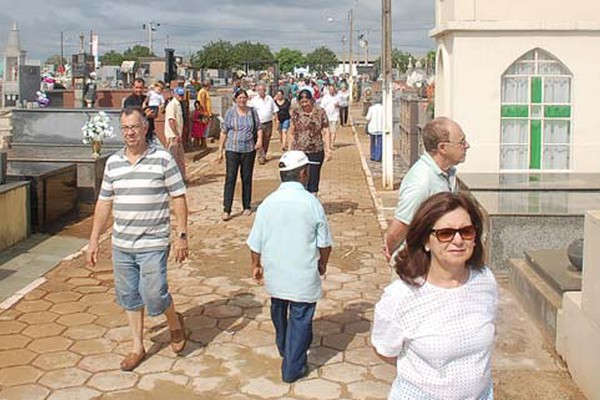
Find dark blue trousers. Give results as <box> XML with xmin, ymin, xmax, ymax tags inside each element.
<box><xmin>270</xmin><ymin>297</ymin><xmax>316</xmax><ymax>383</ymax></box>
<box><xmin>370</xmin><ymin>134</ymin><xmax>382</xmax><ymax>162</ymax></box>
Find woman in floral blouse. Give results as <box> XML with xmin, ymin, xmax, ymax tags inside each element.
<box><xmin>287</xmin><ymin>89</ymin><xmax>332</xmax><ymax>194</ymax></box>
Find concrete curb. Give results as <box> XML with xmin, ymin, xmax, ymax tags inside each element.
<box><xmin>350</xmin><ymin>120</ymin><xmax>389</xmax><ymax>237</ymax></box>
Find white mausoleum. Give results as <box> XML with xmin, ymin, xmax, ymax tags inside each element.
<box><xmin>431</xmin><ymin>0</ymin><xmax>600</xmax><ymax>173</ymax></box>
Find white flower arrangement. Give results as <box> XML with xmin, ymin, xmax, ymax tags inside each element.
<box><xmin>81</xmin><ymin>111</ymin><xmax>114</xmax><ymax>145</ymax></box>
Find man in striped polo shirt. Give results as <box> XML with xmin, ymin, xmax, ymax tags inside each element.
<box><xmin>87</xmin><ymin>107</ymin><xmax>189</xmax><ymax>371</ymax></box>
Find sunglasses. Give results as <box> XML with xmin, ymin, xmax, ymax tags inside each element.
<box><xmin>430</xmin><ymin>225</ymin><xmax>476</xmax><ymax>243</ymax></box>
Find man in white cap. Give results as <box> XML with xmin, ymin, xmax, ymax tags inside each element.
<box><xmin>247</xmin><ymin>150</ymin><xmax>333</xmax><ymax>383</ymax></box>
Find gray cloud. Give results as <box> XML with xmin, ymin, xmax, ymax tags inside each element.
<box><xmin>0</xmin><ymin>0</ymin><xmax>434</xmax><ymax>62</ymax></box>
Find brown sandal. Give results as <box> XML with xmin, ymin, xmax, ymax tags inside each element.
<box><xmin>170</xmin><ymin>312</ymin><xmax>187</xmax><ymax>354</ymax></box>
<box><xmin>120</xmin><ymin>350</ymin><xmax>146</xmax><ymax>371</ymax></box>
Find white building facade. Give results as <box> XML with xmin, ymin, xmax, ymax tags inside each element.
<box><xmin>431</xmin><ymin>0</ymin><xmax>600</xmax><ymax>173</ymax></box>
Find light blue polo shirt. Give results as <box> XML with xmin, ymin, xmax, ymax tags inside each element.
<box><xmin>247</xmin><ymin>181</ymin><xmax>333</xmax><ymax>303</ymax></box>
<box><xmin>394</xmin><ymin>152</ymin><xmax>458</xmax><ymax>225</ymax></box>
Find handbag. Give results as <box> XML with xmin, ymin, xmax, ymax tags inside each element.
<box><xmin>250</xmin><ymin>107</ymin><xmax>259</xmax><ymax>142</ymax></box>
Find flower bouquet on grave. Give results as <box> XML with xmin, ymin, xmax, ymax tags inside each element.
<box><xmin>81</xmin><ymin>111</ymin><xmax>114</xmax><ymax>159</ymax></box>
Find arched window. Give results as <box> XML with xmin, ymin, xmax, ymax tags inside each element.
<box><xmin>500</xmin><ymin>49</ymin><xmax>572</xmax><ymax>170</ymax></box>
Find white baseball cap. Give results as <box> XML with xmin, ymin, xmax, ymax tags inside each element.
<box><xmin>278</xmin><ymin>151</ymin><xmax>319</xmax><ymax>171</ymax></box>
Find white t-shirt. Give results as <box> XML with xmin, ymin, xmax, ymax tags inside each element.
<box><xmin>320</xmin><ymin>94</ymin><xmax>339</xmax><ymax>122</ymax></box>
<box><xmin>164</xmin><ymin>97</ymin><xmax>183</xmax><ymax>139</ymax></box>
<box><xmin>250</xmin><ymin>95</ymin><xmax>278</xmax><ymax>123</ymax></box>
<box><xmin>147</xmin><ymin>90</ymin><xmax>165</xmax><ymax>107</ymax></box>
<box><xmin>372</xmin><ymin>267</ymin><xmax>498</xmax><ymax>400</ymax></box>
<box><xmin>337</xmin><ymin>91</ymin><xmax>350</xmax><ymax>107</ymax></box>
<box><xmin>366</xmin><ymin>103</ymin><xmax>384</xmax><ymax>134</ymax></box>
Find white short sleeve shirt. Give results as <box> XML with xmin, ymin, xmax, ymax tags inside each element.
<box><xmin>372</xmin><ymin>267</ymin><xmax>498</xmax><ymax>400</ymax></box>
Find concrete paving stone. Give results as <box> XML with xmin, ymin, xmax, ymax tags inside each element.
<box><xmin>46</xmin><ymin>387</ymin><xmax>101</xmax><ymax>400</ymax></box>
<box><xmin>293</xmin><ymin>378</ymin><xmax>342</xmax><ymax>399</ymax></box>
<box><xmin>321</xmin><ymin>280</ymin><xmax>343</xmax><ymax>291</ymax></box>
<box><xmin>44</xmin><ymin>291</ymin><xmax>83</xmax><ymax>304</ymax></box>
<box><xmin>253</xmin><ymin>344</ymin><xmax>280</xmax><ymax>359</ymax></box>
<box><xmin>322</xmin><ymin>333</ymin><xmax>367</xmax><ymax>352</ymax></box>
<box><xmin>56</xmin><ymin>313</ymin><xmax>97</xmax><ymax>327</ymax></box>
<box><xmin>0</xmin><ymin>384</ymin><xmax>50</xmax><ymax>400</ymax></box>
<box><xmin>204</xmin><ymin>304</ymin><xmax>243</xmax><ymax>319</ymax></box>
<box><xmin>313</xmin><ymin>319</ymin><xmax>343</xmax><ymax>336</ymax></box>
<box><xmin>176</xmin><ymin>284</ymin><xmax>215</xmax><ymax>297</ymax></box>
<box><xmin>185</xmin><ymin>315</ymin><xmax>217</xmax><ymax>330</ymax></box>
<box><xmin>36</xmin><ymin>317</ymin><xmax>72</xmax><ymax>336</ymax></box>
<box><xmin>0</xmin><ymin>320</ymin><xmax>26</xmax><ymax>334</ymax></box>
<box><xmin>0</xmin><ymin>309</ymin><xmax>21</xmax><ymax>321</ymax></box>
<box><xmin>190</xmin><ymin>376</ymin><xmax>225</xmax><ymax>394</ymax></box>
<box><xmin>74</xmin><ymin>285</ymin><xmax>110</xmax><ymax>294</ymax></box>
<box><xmin>79</xmin><ymin>293</ymin><xmax>114</xmax><ymax>305</ymax></box>
<box><xmin>0</xmin><ymin>333</ymin><xmax>31</xmax><ymax>350</ymax></box>
<box><xmin>344</xmin><ymin>319</ymin><xmax>372</xmax><ymax>336</ymax></box>
<box><xmin>23</xmin><ymin>289</ymin><xmax>48</xmax><ymax>301</ymax></box>
<box><xmin>232</xmin><ymin>328</ymin><xmax>274</xmax><ymax>347</ymax></box>
<box><xmin>0</xmin><ymin>365</ymin><xmax>43</xmax><ymax>386</ymax></box>
<box><xmin>95</xmin><ymin>313</ymin><xmax>128</xmax><ymax>329</ymax></box>
<box><xmin>241</xmin><ymin>377</ymin><xmax>290</xmax><ymax>398</ymax></box>
<box><xmin>326</xmin><ymin>289</ymin><xmax>360</xmax><ymax>302</ymax></box>
<box><xmin>18</xmin><ymin>311</ymin><xmax>59</xmax><ymax>325</ymax></box>
<box><xmin>70</xmin><ymin>338</ymin><xmax>116</xmax><ymax>355</ymax></box>
<box><xmin>344</xmin><ymin>346</ymin><xmax>385</xmax><ymax>367</ymax></box>
<box><xmin>0</xmin><ymin>348</ymin><xmax>37</xmax><ymax>367</ymax></box>
<box><xmin>50</xmin><ymin>301</ymin><xmax>89</xmax><ymax>315</ymax></box>
<box><xmin>321</xmin><ymin>362</ymin><xmax>368</xmax><ymax>383</ymax></box>
<box><xmin>325</xmin><ymin>273</ymin><xmax>356</xmax><ymax>284</ymax></box>
<box><xmin>32</xmin><ymin>351</ymin><xmax>82</xmax><ymax>370</ymax></box>
<box><xmin>134</xmin><ymin>354</ymin><xmax>175</xmax><ymax>374</ymax></box>
<box><xmin>369</xmin><ymin>364</ymin><xmax>397</xmax><ymax>383</ymax></box>
<box><xmin>88</xmin><ymin>370</ymin><xmax>138</xmax><ymax>391</ymax></box>
<box><xmin>38</xmin><ymin>367</ymin><xmax>91</xmax><ymax>389</ymax></box>
<box><xmin>202</xmin><ymin>342</ymin><xmax>244</xmax><ymax>361</ymax></box>
<box><xmin>189</xmin><ymin>327</ymin><xmax>230</xmax><ymax>345</ymax></box>
<box><xmin>346</xmin><ymin>380</ymin><xmax>390</xmax><ymax>400</ymax></box>
<box><xmin>14</xmin><ymin>299</ymin><xmax>52</xmax><ymax>313</ymax></box>
<box><xmin>308</xmin><ymin>346</ymin><xmax>343</xmax><ymax>367</ymax></box>
<box><xmin>137</xmin><ymin>372</ymin><xmax>189</xmax><ymax>391</ymax></box>
<box><xmin>67</xmin><ymin>277</ymin><xmax>102</xmax><ymax>287</ymax></box>
<box><xmin>105</xmin><ymin>326</ymin><xmax>131</xmax><ymax>342</ymax></box>
<box><xmin>28</xmin><ymin>336</ymin><xmax>73</xmax><ymax>353</ymax></box>
<box><xmin>86</xmin><ymin>302</ymin><xmax>121</xmax><ymax>317</ymax></box>
<box><xmin>171</xmin><ymin>356</ymin><xmax>211</xmax><ymax>377</ymax></box>
<box><xmin>64</xmin><ymin>324</ymin><xmax>107</xmax><ymax>340</ymax></box>
<box><xmin>78</xmin><ymin>353</ymin><xmax>123</xmax><ymax>373</ymax></box>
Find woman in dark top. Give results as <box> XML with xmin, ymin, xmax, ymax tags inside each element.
<box><xmin>275</xmin><ymin>89</ymin><xmax>291</xmax><ymax>151</ymax></box>
<box><xmin>287</xmin><ymin>89</ymin><xmax>332</xmax><ymax>195</ymax></box>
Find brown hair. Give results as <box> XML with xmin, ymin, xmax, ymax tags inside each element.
<box><xmin>394</xmin><ymin>192</ymin><xmax>485</xmax><ymax>287</ymax></box>
<box><xmin>422</xmin><ymin>116</ymin><xmax>454</xmax><ymax>153</ymax></box>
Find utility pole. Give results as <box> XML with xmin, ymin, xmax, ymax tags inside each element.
<box><xmin>142</xmin><ymin>21</ymin><xmax>160</xmax><ymax>54</ymax></box>
<box><xmin>348</xmin><ymin>9</ymin><xmax>354</xmax><ymax>103</ymax></box>
<box><xmin>382</xmin><ymin>0</ymin><xmax>394</xmax><ymax>189</ymax></box>
<box><xmin>341</xmin><ymin>35</ymin><xmax>347</xmax><ymax>76</ymax></box>
<box><xmin>60</xmin><ymin>31</ymin><xmax>64</xmax><ymax>69</ymax></box>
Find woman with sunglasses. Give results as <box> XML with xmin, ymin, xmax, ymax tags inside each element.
<box><xmin>372</xmin><ymin>192</ymin><xmax>498</xmax><ymax>400</ymax></box>
<box><xmin>287</xmin><ymin>88</ymin><xmax>332</xmax><ymax>195</ymax></box>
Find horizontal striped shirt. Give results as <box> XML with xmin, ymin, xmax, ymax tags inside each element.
<box><xmin>99</xmin><ymin>144</ymin><xmax>186</xmax><ymax>252</ymax></box>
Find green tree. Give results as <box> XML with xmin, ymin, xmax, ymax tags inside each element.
<box><xmin>122</xmin><ymin>45</ymin><xmax>155</xmax><ymax>62</ymax></box>
<box><xmin>275</xmin><ymin>48</ymin><xmax>305</xmax><ymax>74</ymax></box>
<box><xmin>100</xmin><ymin>50</ymin><xmax>124</xmax><ymax>66</ymax></box>
<box><xmin>375</xmin><ymin>48</ymin><xmax>413</xmax><ymax>74</ymax></box>
<box><xmin>45</xmin><ymin>54</ymin><xmax>66</xmax><ymax>67</ymax></box>
<box><xmin>192</xmin><ymin>40</ymin><xmax>236</xmax><ymax>69</ymax></box>
<box><xmin>305</xmin><ymin>46</ymin><xmax>338</xmax><ymax>74</ymax></box>
<box><xmin>233</xmin><ymin>41</ymin><xmax>274</xmax><ymax>70</ymax></box>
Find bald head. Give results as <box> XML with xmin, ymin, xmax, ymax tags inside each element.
<box><xmin>422</xmin><ymin>117</ymin><xmax>461</xmax><ymax>154</ymax></box>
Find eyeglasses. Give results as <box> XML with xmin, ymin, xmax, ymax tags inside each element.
<box><xmin>430</xmin><ymin>225</ymin><xmax>476</xmax><ymax>242</ymax></box>
<box><xmin>441</xmin><ymin>138</ymin><xmax>468</xmax><ymax>147</ymax></box>
<box><xmin>121</xmin><ymin>124</ymin><xmax>142</xmax><ymax>132</ymax></box>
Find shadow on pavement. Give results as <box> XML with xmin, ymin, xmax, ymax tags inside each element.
<box><xmin>322</xmin><ymin>201</ymin><xmax>359</xmax><ymax>215</ymax></box>
<box><xmin>146</xmin><ymin>292</ymin><xmax>262</xmax><ymax>357</ymax></box>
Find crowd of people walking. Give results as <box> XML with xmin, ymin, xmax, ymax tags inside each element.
<box><xmin>86</xmin><ymin>77</ymin><xmax>497</xmax><ymax>400</ymax></box>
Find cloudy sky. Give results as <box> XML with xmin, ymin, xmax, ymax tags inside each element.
<box><xmin>0</xmin><ymin>0</ymin><xmax>435</xmax><ymax>62</ymax></box>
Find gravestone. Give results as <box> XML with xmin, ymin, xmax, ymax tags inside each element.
<box><xmin>0</xmin><ymin>151</ymin><xmax>6</xmax><ymax>184</ymax></box>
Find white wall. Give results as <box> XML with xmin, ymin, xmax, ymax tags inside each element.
<box><xmin>436</xmin><ymin>31</ymin><xmax>600</xmax><ymax>173</ymax></box>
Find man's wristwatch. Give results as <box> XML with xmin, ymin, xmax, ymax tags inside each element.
<box><xmin>177</xmin><ymin>232</ymin><xmax>187</xmax><ymax>240</ymax></box>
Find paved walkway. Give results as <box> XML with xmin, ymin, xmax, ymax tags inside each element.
<box><xmin>0</xmin><ymin>108</ymin><xmax>586</xmax><ymax>399</ymax></box>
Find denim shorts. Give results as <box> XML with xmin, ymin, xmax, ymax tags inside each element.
<box><xmin>112</xmin><ymin>247</ymin><xmax>172</xmax><ymax>317</ymax></box>
<box><xmin>279</xmin><ymin>119</ymin><xmax>290</xmax><ymax>132</ymax></box>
